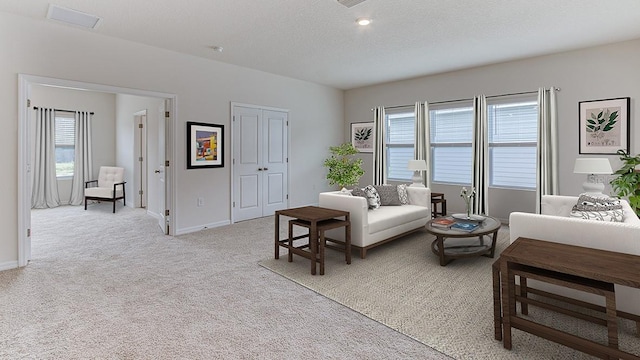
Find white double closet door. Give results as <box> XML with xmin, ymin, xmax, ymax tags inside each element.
<box><xmin>232</xmin><ymin>104</ymin><xmax>289</xmax><ymax>222</ymax></box>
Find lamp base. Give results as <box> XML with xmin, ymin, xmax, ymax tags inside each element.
<box><xmin>410</xmin><ymin>171</ymin><xmax>425</xmax><ymax>187</ymax></box>
<box><xmin>581</xmin><ymin>180</ymin><xmax>605</xmax><ymax>194</ymax></box>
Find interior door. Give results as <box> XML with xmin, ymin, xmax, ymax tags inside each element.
<box><xmin>232</xmin><ymin>105</ymin><xmax>289</xmax><ymax>222</ymax></box>
<box><xmin>233</xmin><ymin>106</ymin><xmax>263</xmax><ymax>222</ymax></box>
<box><xmin>261</xmin><ymin>110</ymin><xmax>288</xmax><ymax>216</ymax></box>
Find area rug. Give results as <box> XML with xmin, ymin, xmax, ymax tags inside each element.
<box><xmin>259</xmin><ymin>228</ymin><xmax>640</xmax><ymax>359</ymax></box>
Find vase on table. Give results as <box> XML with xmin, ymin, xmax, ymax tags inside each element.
<box><xmin>460</xmin><ymin>187</ymin><xmax>476</xmax><ymax>219</ymax></box>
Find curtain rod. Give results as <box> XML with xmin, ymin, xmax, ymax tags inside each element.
<box><xmin>33</xmin><ymin>106</ymin><xmax>94</xmax><ymax>115</ymax></box>
<box><xmin>372</xmin><ymin>87</ymin><xmax>561</xmax><ymax>111</ymax></box>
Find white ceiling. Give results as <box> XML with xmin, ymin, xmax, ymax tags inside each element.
<box><xmin>2</xmin><ymin>0</ymin><xmax>640</xmax><ymax>90</ymax></box>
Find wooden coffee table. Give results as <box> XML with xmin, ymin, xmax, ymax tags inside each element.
<box><xmin>425</xmin><ymin>216</ymin><xmax>500</xmax><ymax>266</ymax></box>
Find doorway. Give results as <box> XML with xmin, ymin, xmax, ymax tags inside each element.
<box><xmin>18</xmin><ymin>74</ymin><xmax>176</xmax><ymax>267</ymax></box>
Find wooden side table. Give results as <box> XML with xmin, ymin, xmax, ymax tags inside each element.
<box><xmin>431</xmin><ymin>192</ymin><xmax>447</xmax><ymax>218</ymax></box>
<box><xmin>497</xmin><ymin>237</ymin><xmax>640</xmax><ymax>359</ymax></box>
<box><xmin>274</xmin><ymin>206</ymin><xmax>351</xmax><ymax>275</ymax></box>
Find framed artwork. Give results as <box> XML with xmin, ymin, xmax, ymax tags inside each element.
<box><xmin>579</xmin><ymin>97</ymin><xmax>630</xmax><ymax>155</ymax></box>
<box><xmin>351</xmin><ymin>122</ymin><xmax>374</xmax><ymax>153</ymax></box>
<box><xmin>187</xmin><ymin>121</ymin><xmax>224</xmax><ymax>169</ymax></box>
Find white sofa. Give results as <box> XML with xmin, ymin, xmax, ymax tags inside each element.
<box><xmin>509</xmin><ymin>194</ymin><xmax>640</xmax><ymax>316</ymax></box>
<box><xmin>319</xmin><ymin>186</ymin><xmax>431</xmax><ymax>258</ymax></box>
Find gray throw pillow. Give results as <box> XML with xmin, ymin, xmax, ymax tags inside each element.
<box><xmin>351</xmin><ymin>187</ymin><xmax>367</xmax><ymax>199</ymax></box>
<box><xmin>374</xmin><ymin>185</ymin><xmax>401</xmax><ymax>206</ymax></box>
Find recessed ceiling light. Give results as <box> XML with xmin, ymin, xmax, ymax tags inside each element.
<box><xmin>47</xmin><ymin>4</ymin><xmax>102</xmax><ymax>29</ymax></box>
<box><xmin>356</xmin><ymin>18</ymin><xmax>371</xmax><ymax>26</ymax></box>
<box><xmin>211</xmin><ymin>46</ymin><xmax>224</xmax><ymax>53</ymax></box>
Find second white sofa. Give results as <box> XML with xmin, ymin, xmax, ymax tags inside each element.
<box><xmin>319</xmin><ymin>186</ymin><xmax>431</xmax><ymax>258</ymax></box>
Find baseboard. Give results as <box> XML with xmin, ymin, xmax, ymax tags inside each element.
<box><xmin>175</xmin><ymin>220</ymin><xmax>231</xmax><ymax>235</ymax></box>
<box><xmin>0</xmin><ymin>260</ymin><xmax>19</xmax><ymax>272</ymax></box>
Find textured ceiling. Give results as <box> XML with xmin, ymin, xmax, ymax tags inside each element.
<box><xmin>2</xmin><ymin>0</ymin><xmax>640</xmax><ymax>89</ymax></box>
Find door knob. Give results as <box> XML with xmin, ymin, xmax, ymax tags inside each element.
<box><xmin>154</xmin><ymin>170</ymin><xmax>161</xmax><ymax>173</ymax></box>
<box><xmin>257</xmin><ymin>168</ymin><xmax>263</xmax><ymax>171</ymax></box>
<box><xmin>263</xmin><ymin>167</ymin><xmax>268</xmax><ymax>171</ymax></box>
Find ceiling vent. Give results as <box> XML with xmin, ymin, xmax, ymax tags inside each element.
<box><xmin>337</xmin><ymin>0</ymin><xmax>368</xmax><ymax>8</ymax></box>
<box><xmin>47</xmin><ymin>4</ymin><xmax>102</xmax><ymax>29</ymax></box>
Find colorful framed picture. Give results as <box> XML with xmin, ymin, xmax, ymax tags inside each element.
<box><xmin>187</xmin><ymin>122</ymin><xmax>224</xmax><ymax>169</ymax></box>
<box><xmin>578</xmin><ymin>97</ymin><xmax>630</xmax><ymax>154</ymax></box>
<box><xmin>351</xmin><ymin>122</ymin><xmax>374</xmax><ymax>153</ymax></box>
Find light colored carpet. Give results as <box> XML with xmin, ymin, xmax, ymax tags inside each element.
<box><xmin>260</xmin><ymin>227</ymin><xmax>640</xmax><ymax>359</ymax></box>
<box><xmin>0</xmin><ymin>205</ymin><xmax>449</xmax><ymax>359</ymax></box>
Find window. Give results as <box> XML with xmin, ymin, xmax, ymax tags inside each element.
<box><xmin>385</xmin><ymin>107</ymin><xmax>415</xmax><ymax>181</ymax></box>
<box><xmin>55</xmin><ymin>113</ymin><xmax>75</xmax><ymax>177</ymax></box>
<box><xmin>488</xmin><ymin>97</ymin><xmax>538</xmax><ymax>189</ymax></box>
<box><xmin>429</xmin><ymin>103</ymin><xmax>473</xmax><ymax>185</ymax></box>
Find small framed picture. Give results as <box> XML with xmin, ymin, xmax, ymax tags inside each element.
<box><xmin>578</xmin><ymin>97</ymin><xmax>630</xmax><ymax>154</ymax></box>
<box><xmin>351</xmin><ymin>122</ymin><xmax>374</xmax><ymax>153</ymax></box>
<box><xmin>187</xmin><ymin>121</ymin><xmax>224</xmax><ymax>169</ymax></box>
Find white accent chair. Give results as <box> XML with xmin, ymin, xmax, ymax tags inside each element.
<box><xmin>84</xmin><ymin>166</ymin><xmax>126</xmax><ymax>213</ymax></box>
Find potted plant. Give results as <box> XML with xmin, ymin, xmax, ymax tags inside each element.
<box><xmin>609</xmin><ymin>149</ymin><xmax>640</xmax><ymax>216</ymax></box>
<box><xmin>323</xmin><ymin>143</ymin><xmax>365</xmax><ymax>190</ymax></box>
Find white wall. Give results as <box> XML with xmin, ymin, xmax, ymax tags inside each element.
<box><xmin>0</xmin><ymin>12</ymin><xmax>343</xmax><ymax>268</ymax></box>
<box><xmin>345</xmin><ymin>39</ymin><xmax>640</xmax><ymax>221</ymax></box>
<box><xmin>29</xmin><ymin>85</ymin><xmax>116</xmax><ymax>205</ymax></box>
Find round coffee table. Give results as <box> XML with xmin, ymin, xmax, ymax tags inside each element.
<box><xmin>425</xmin><ymin>216</ymin><xmax>501</xmax><ymax>266</ymax></box>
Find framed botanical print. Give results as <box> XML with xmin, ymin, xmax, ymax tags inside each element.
<box><xmin>578</xmin><ymin>97</ymin><xmax>630</xmax><ymax>154</ymax></box>
<box><xmin>351</xmin><ymin>122</ymin><xmax>374</xmax><ymax>153</ymax></box>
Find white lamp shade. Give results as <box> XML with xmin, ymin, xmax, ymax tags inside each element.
<box><xmin>573</xmin><ymin>158</ymin><xmax>613</xmax><ymax>174</ymax></box>
<box><xmin>407</xmin><ymin>159</ymin><xmax>427</xmax><ymax>171</ymax></box>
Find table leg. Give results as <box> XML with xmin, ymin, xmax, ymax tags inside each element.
<box><xmin>437</xmin><ymin>235</ymin><xmax>447</xmax><ymax>266</ymax></box>
<box><xmin>288</xmin><ymin>220</ymin><xmax>294</xmax><ymax>262</ymax></box>
<box><xmin>492</xmin><ymin>260</ymin><xmax>502</xmax><ymax>341</ymax></box>
<box><xmin>520</xmin><ymin>277</ymin><xmax>528</xmax><ymax>315</ymax></box>
<box><xmin>605</xmin><ymin>291</ymin><xmax>619</xmax><ymax>354</ymax></box>
<box><xmin>319</xmin><ymin>229</ymin><xmax>325</xmax><ymax>275</ymax></box>
<box><xmin>488</xmin><ymin>230</ymin><xmax>499</xmax><ymax>258</ymax></box>
<box><xmin>310</xmin><ymin>221</ymin><xmax>317</xmax><ymax>275</ymax></box>
<box><xmin>501</xmin><ymin>260</ymin><xmax>514</xmax><ymax>350</ymax></box>
<box><xmin>274</xmin><ymin>212</ymin><xmax>280</xmax><ymax>259</ymax></box>
<box><xmin>345</xmin><ymin>214</ymin><xmax>351</xmax><ymax>265</ymax></box>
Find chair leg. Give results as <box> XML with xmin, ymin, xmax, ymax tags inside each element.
<box><xmin>84</xmin><ymin>198</ymin><xmax>87</xmax><ymax>210</ymax></box>
<box><xmin>113</xmin><ymin>200</ymin><xmax>116</xmax><ymax>213</ymax></box>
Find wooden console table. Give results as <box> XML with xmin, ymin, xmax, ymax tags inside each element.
<box><xmin>498</xmin><ymin>237</ymin><xmax>640</xmax><ymax>359</ymax></box>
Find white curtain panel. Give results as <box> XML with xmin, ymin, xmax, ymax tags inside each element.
<box><xmin>535</xmin><ymin>87</ymin><xmax>559</xmax><ymax>213</ymax></box>
<box><xmin>32</xmin><ymin>108</ymin><xmax>60</xmax><ymax>209</ymax></box>
<box><xmin>472</xmin><ymin>95</ymin><xmax>489</xmax><ymax>215</ymax></box>
<box><xmin>69</xmin><ymin>111</ymin><xmax>93</xmax><ymax>206</ymax></box>
<box><xmin>414</xmin><ymin>101</ymin><xmax>431</xmax><ymax>188</ymax></box>
<box><xmin>372</xmin><ymin>106</ymin><xmax>386</xmax><ymax>185</ymax></box>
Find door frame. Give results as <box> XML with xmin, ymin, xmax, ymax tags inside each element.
<box><xmin>17</xmin><ymin>74</ymin><xmax>177</xmax><ymax>267</ymax></box>
<box><xmin>230</xmin><ymin>102</ymin><xmax>290</xmax><ymax>224</ymax></box>
<box><xmin>133</xmin><ymin>110</ymin><xmax>148</xmax><ymax>208</ymax></box>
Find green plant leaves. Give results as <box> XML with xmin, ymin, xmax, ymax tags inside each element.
<box><xmin>586</xmin><ymin>109</ymin><xmax>618</xmax><ymax>133</ymax></box>
<box><xmin>609</xmin><ymin>149</ymin><xmax>640</xmax><ymax>217</ymax></box>
<box><xmin>323</xmin><ymin>143</ymin><xmax>364</xmax><ymax>188</ymax></box>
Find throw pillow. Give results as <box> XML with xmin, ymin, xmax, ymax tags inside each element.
<box><xmin>397</xmin><ymin>184</ymin><xmax>409</xmax><ymax>205</ymax></box>
<box><xmin>351</xmin><ymin>187</ymin><xmax>367</xmax><ymax>199</ymax></box>
<box><xmin>374</xmin><ymin>184</ymin><xmax>401</xmax><ymax>206</ymax></box>
<box><xmin>570</xmin><ymin>193</ymin><xmax>624</xmax><ymax>222</ymax></box>
<box><xmin>570</xmin><ymin>208</ymin><xmax>624</xmax><ymax>222</ymax></box>
<box><xmin>363</xmin><ymin>185</ymin><xmax>381</xmax><ymax>209</ymax></box>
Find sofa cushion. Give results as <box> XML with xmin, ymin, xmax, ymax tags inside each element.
<box><xmin>397</xmin><ymin>184</ymin><xmax>409</xmax><ymax>205</ymax></box>
<box><xmin>368</xmin><ymin>205</ymin><xmax>430</xmax><ymax>234</ymax></box>
<box><xmin>374</xmin><ymin>185</ymin><xmax>401</xmax><ymax>206</ymax></box>
<box><xmin>363</xmin><ymin>185</ymin><xmax>381</xmax><ymax>209</ymax></box>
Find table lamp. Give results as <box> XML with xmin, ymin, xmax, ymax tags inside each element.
<box><xmin>573</xmin><ymin>158</ymin><xmax>613</xmax><ymax>194</ymax></box>
<box><xmin>407</xmin><ymin>159</ymin><xmax>427</xmax><ymax>187</ymax></box>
